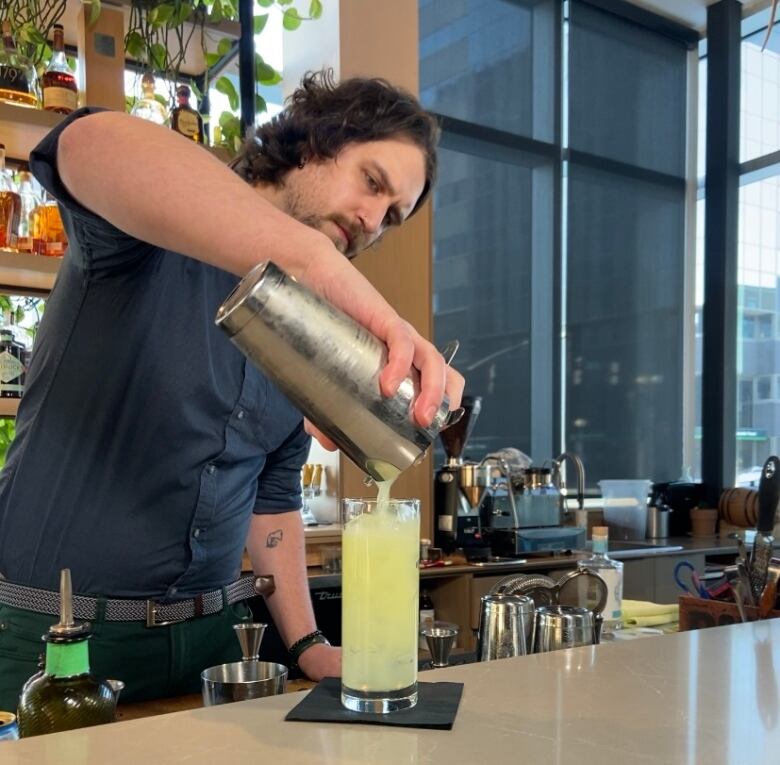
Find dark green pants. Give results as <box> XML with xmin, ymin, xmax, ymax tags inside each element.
<box><xmin>0</xmin><ymin>598</ymin><xmax>252</xmax><ymax>712</ymax></box>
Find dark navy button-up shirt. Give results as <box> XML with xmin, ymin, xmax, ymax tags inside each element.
<box><xmin>0</xmin><ymin>108</ymin><xmax>310</xmax><ymax>600</ymax></box>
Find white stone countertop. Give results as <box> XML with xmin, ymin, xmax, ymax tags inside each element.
<box><xmin>4</xmin><ymin>619</ymin><xmax>780</xmax><ymax>764</ymax></box>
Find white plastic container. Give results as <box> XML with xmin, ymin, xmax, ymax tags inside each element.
<box><xmin>598</xmin><ymin>480</ymin><xmax>652</xmax><ymax>540</ymax></box>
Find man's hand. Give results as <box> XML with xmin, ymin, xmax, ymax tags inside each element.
<box><xmin>297</xmin><ymin>643</ymin><xmax>341</xmax><ymax>681</ymax></box>
<box><xmin>299</xmin><ymin>254</ymin><xmax>465</xmax><ymax>432</ymax></box>
<box><xmin>376</xmin><ymin>317</ymin><xmax>465</xmax><ymax>428</ymax></box>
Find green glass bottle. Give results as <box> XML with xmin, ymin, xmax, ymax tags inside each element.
<box><xmin>17</xmin><ymin>569</ymin><xmax>119</xmax><ymax>737</ymax></box>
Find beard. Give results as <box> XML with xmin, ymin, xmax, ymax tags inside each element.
<box><xmin>280</xmin><ymin>184</ymin><xmax>360</xmax><ymax>258</ymax></box>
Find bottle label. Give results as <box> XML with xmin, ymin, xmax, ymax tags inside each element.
<box><xmin>45</xmin><ymin>241</ymin><xmax>64</xmax><ymax>256</ymax></box>
<box><xmin>437</xmin><ymin>515</ymin><xmax>453</xmax><ymax>532</ymax></box>
<box><xmin>175</xmin><ymin>110</ymin><xmax>200</xmax><ymax>139</ymax></box>
<box><xmin>45</xmin><ymin>640</ymin><xmax>90</xmax><ymax>678</ymax></box>
<box><xmin>43</xmin><ymin>86</ymin><xmax>77</xmax><ymax>112</ymax></box>
<box><xmin>0</xmin><ymin>350</ymin><xmax>23</xmax><ymax>384</ymax></box>
<box><xmin>597</xmin><ymin>567</ymin><xmax>623</xmax><ymax>622</ymax></box>
<box><xmin>0</xmin><ymin>66</ymin><xmax>30</xmax><ymax>94</ymax></box>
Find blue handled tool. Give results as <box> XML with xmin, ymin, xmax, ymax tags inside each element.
<box><xmin>674</xmin><ymin>560</ymin><xmax>710</xmax><ymax>599</ymax></box>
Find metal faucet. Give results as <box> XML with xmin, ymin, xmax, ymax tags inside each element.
<box><xmin>553</xmin><ymin>452</ymin><xmax>585</xmax><ymax>517</ymax></box>
<box><xmin>478</xmin><ymin>454</ymin><xmax>519</xmax><ymax>527</ymax></box>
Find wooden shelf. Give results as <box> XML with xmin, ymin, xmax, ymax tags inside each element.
<box><xmin>0</xmin><ymin>103</ymin><xmax>65</xmax><ymax>163</ymax></box>
<box><xmin>0</xmin><ymin>398</ymin><xmax>20</xmax><ymax>417</ymax></box>
<box><xmin>0</xmin><ymin>249</ymin><xmax>61</xmax><ymax>296</ymax></box>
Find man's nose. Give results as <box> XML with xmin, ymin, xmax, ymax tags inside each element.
<box><xmin>358</xmin><ymin>200</ymin><xmax>388</xmax><ymax>236</ymax></box>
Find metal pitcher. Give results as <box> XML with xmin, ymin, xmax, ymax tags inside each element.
<box><xmin>533</xmin><ymin>605</ymin><xmax>601</xmax><ymax>653</ymax></box>
<box><xmin>215</xmin><ymin>262</ymin><xmax>457</xmax><ymax>482</ymax></box>
<box><xmin>475</xmin><ymin>593</ymin><xmax>535</xmax><ymax>661</ymax></box>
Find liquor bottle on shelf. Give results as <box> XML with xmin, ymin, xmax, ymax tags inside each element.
<box><xmin>0</xmin><ymin>320</ymin><xmax>25</xmax><ymax>399</ymax></box>
<box><xmin>419</xmin><ymin>590</ymin><xmax>435</xmax><ymax>650</ymax></box>
<box><xmin>17</xmin><ymin>569</ymin><xmax>121</xmax><ymax>738</ymax></box>
<box><xmin>577</xmin><ymin>526</ymin><xmax>623</xmax><ymax>635</ymax></box>
<box><xmin>30</xmin><ymin>193</ymin><xmax>67</xmax><ymax>257</ymax></box>
<box><xmin>0</xmin><ymin>144</ymin><xmax>20</xmax><ymax>251</ymax></box>
<box><xmin>171</xmin><ymin>84</ymin><xmax>205</xmax><ymax>143</ymax></box>
<box><xmin>130</xmin><ymin>72</ymin><xmax>169</xmax><ymax>126</ymax></box>
<box><xmin>42</xmin><ymin>24</ymin><xmax>78</xmax><ymax>114</ymax></box>
<box><xmin>15</xmin><ymin>170</ymin><xmax>40</xmax><ymax>253</ymax></box>
<box><xmin>0</xmin><ymin>21</ymin><xmax>39</xmax><ymax>109</ymax></box>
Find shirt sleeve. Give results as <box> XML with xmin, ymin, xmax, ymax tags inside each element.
<box><xmin>253</xmin><ymin>420</ymin><xmax>312</xmax><ymax>514</ymax></box>
<box><xmin>29</xmin><ymin>106</ymin><xmax>157</xmax><ymax>272</ymax></box>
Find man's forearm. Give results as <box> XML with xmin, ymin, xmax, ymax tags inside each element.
<box><xmin>246</xmin><ymin>510</ymin><xmax>317</xmax><ymax>647</ymax></box>
<box><xmin>56</xmin><ymin>111</ymin><xmax>336</xmax><ymax>280</ymax></box>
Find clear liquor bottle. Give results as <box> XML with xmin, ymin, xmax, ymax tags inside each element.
<box><xmin>0</xmin><ymin>21</ymin><xmax>39</xmax><ymax>109</ymax></box>
<box><xmin>130</xmin><ymin>72</ymin><xmax>169</xmax><ymax>126</ymax></box>
<box><xmin>578</xmin><ymin>526</ymin><xmax>623</xmax><ymax>635</ymax></box>
<box><xmin>171</xmin><ymin>84</ymin><xmax>205</xmax><ymax>143</ymax></box>
<box><xmin>42</xmin><ymin>24</ymin><xmax>78</xmax><ymax>114</ymax></box>
<box><xmin>0</xmin><ymin>144</ymin><xmax>20</xmax><ymax>251</ymax></box>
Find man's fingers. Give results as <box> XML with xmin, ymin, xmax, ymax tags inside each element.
<box><xmin>411</xmin><ymin>342</ymin><xmax>448</xmax><ymax>427</ymax></box>
<box><xmin>445</xmin><ymin>365</ymin><xmax>465</xmax><ymax>411</ymax></box>
<box><xmin>378</xmin><ymin>319</ymin><xmax>415</xmax><ymax>397</ymax></box>
<box><xmin>411</xmin><ymin>352</ymin><xmax>464</xmax><ymax>427</ymax></box>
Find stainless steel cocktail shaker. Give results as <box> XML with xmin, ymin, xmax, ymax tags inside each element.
<box><xmin>215</xmin><ymin>261</ymin><xmax>454</xmax><ymax>482</ymax></box>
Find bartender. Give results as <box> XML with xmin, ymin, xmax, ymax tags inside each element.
<box><xmin>0</xmin><ymin>69</ymin><xmax>464</xmax><ymax>709</ymax></box>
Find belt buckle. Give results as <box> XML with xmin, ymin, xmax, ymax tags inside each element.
<box><xmin>146</xmin><ymin>600</ymin><xmax>176</xmax><ymax>628</ymax></box>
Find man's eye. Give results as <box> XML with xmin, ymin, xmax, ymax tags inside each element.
<box><xmin>365</xmin><ymin>173</ymin><xmax>379</xmax><ymax>192</ymax></box>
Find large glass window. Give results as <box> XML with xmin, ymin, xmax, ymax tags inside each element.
<box><xmin>421</xmin><ymin>0</ymin><xmax>557</xmax><ymax>465</ymax></box>
<box><xmin>741</xmin><ymin>24</ymin><xmax>780</xmax><ymax>162</ymax></box>
<box><xmin>735</xmin><ymin>177</ymin><xmax>780</xmax><ymax>479</ymax></box>
<box><xmin>733</xmin><ymin>11</ymin><xmax>780</xmax><ymax>485</ymax></box>
<box><xmin>421</xmin><ymin>0</ymin><xmax>694</xmax><ymax>484</ymax></box>
<box><xmin>432</xmin><ymin>148</ymin><xmax>535</xmax><ymax>459</ymax></box>
<box><xmin>565</xmin><ymin>164</ymin><xmax>686</xmax><ymax>481</ymax></box>
<box><xmin>565</xmin><ymin>1</ymin><xmax>690</xmax><ymax>483</ymax></box>
<box><xmin>420</xmin><ymin>0</ymin><xmax>555</xmax><ymax>141</ymax></box>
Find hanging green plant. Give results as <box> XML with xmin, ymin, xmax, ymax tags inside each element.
<box><xmin>0</xmin><ymin>0</ymin><xmax>71</xmax><ymax>66</ymax></box>
<box><xmin>124</xmin><ymin>0</ymin><xmax>323</xmax><ymax>154</ymax></box>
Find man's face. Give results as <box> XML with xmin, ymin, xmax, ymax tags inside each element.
<box><xmin>279</xmin><ymin>138</ymin><xmax>427</xmax><ymax>259</ymax></box>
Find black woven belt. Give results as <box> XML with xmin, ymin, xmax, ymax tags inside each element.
<box><xmin>0</xmin><ymin>575</ymin><xmax>274</xmax><ymax>627</ymax></box>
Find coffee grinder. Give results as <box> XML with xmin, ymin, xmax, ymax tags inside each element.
<box><xmin>434</xmin><ymin>396</ymin><xmax>491</xmax><ymax>554</ymax></box>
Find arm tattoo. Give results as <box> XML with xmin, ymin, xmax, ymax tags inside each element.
<box><xmin>266</xmin><ymin>529</ymin><xmax>283</xmax><ymax>548</ymax></box>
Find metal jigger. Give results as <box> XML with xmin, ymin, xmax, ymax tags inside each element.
<box><xmin>422</xmin><ymin>622</ymin><xmax>459</xmax><ymax>668</ymax></box>
<box><xmin>233</xmin><ymin>623</ymin><xmax>267</xmax><ymax>661</ymax></box>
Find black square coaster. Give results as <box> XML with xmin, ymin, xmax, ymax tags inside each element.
<box><xmin>285</xmin><ymin>677</ymin><xmax>464</xmax><ymax>730</ymax></box>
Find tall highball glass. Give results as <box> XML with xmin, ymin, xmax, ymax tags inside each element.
<box><xmin>340</xmin><ymin>497</ymin><xmax>420</xmax><ymax>713</ymax></box>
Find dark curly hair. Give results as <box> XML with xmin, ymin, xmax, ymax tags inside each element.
<box><xmin>231</xmin><ymin>69</ymin><xmax>439</xmax><ymax>217</ymax></box>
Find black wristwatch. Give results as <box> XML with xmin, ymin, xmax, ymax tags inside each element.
<box><xmin>289</xmin><ymin>629</ymin><xmax>330</xmax><ymax>670</ymax></box>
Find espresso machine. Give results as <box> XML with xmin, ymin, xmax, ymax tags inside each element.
<box><xmin>434</xmin><ymin>396</ymin><xmax>491</xmax><ymax>555</ymax></box>
<box><xmin>481</xmin><ymin>452</ymin><xmax>587</xmax><ymax>556</ymax></box>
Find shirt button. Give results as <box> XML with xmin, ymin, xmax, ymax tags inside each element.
<box><xmin>193</xmin><ymin>528</ymin><xmax>201</xmax><ymax>538</ymax></box>
<box><xmin>207</xmin><ymin>464</ymin><xmax>216</xmax><ymax>474</ymax></box>
<box><xmin>170</xmin><ymin>587</ymin><xmax>177</xmax><ymax>595</ymax></box>
<box><xmin>237</xmin><ymin>409</ymin><xmax>245</xmax><ymax>420</ymax></box>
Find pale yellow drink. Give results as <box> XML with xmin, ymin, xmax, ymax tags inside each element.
<box><xmin>341</xmin><ymin>483</ymin><xmax>420</xmax><ymax>708</ymax></box>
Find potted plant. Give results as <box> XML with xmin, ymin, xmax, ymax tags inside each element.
<box><xmin>123</xmin><ymin>0</ymin><xmax>323</xmax><ymax>153</ymax></box>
